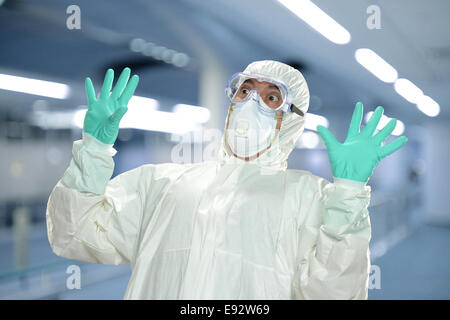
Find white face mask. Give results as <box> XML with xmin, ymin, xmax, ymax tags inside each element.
<box><xmin>225</xmin><ymin>97</ymin><xmax>279</xmax><ymax>158</ymax></box>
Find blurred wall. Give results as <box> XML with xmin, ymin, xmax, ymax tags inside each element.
<box><xmin>0</xmin><ymin>138</ymin><xmax>71</xmax><ymax>202</ymax></box>
<box><xmin>424</xmin><ymin>119</ymin><xmax>450</xmax><ymax>225</ymax></box>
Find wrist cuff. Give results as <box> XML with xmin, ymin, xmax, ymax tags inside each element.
<box><xmin>82</xmin><ymin>131</ymin><xmax>117</xmax><ymax>156</ymax></box>
<box><xmin>333</xmin><ymin>177</ymin><xmax>366</xmax><ymax>190</ymax></box>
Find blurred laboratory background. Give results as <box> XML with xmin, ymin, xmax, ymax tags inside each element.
<box><xmin>0</xmin><ymin>0</ymin><xmax>449</xmax><ymax>300</ymax></box>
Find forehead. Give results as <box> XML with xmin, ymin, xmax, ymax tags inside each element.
<box><xmin>242</xmin><ymin>78</ymin><xmax>280</xmax><ymax>90</ymax></box>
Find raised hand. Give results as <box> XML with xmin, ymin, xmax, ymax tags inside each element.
<box><xmin>317</xmin><ymin>102</ymin><xmax>408</xmax><ymax>183</ymax></box>
<box><xmin>83</xmin><ymin>67</ymin><xmax>139</xmax><ymax>144</ymax></box>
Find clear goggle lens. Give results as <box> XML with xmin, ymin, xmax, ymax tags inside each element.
<box><xmin>225</xmin><ymin>73</ymin><xmax>290</xmax><ymax>112</ymax></box>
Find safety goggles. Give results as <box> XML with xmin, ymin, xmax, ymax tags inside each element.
<box><xmin>225</xmin><ymin>72</ymin><xmax>304</xmax><ymax>117</ymax></box>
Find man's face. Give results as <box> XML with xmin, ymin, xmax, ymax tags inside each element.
<box><xmin>224</xmin><ymin>78</ymin><xmax>284</xmax><ymax>161</ymax></box>
<box><xmin>234</xmin><ymin>79</ymin><xmax>284</xmax><ymax>110</ymax></box>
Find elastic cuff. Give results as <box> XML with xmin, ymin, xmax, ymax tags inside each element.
<box><xmin>333</xmin><ymin>177</ymin><xmax>366</xmax><ymax>190</ymax></box>
<box><xmin>82</xmin><ymin>131</ymin><xmax>117</xmax><ymax>156</ymax></box>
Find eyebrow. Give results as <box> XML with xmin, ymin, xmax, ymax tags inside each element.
<box><xmin>268</xmin><ymin>84</ymin><xmax>280</xmax><ymax>91</ymax></box>
<box><xmin>243</xmin><ymin>79</ymin><xmax>280</xmax><ymax>92</ymax></box>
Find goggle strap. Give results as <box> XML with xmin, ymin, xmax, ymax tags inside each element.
<box><xmin>290</xmin><ymin>104</ymin><xmax>304</xmax><ymax>117</ymax></box>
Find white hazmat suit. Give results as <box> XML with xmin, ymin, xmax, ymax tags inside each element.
<box><xmin>46</xmin><ymin>60</ymin><xmax>371</xmax><ymax>299</ymax></box>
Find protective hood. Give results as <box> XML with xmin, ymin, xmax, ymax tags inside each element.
<box><xmin>219</xmin><ymin>60</ymin><xmax>310</xmax><ymax>170</ymax></box>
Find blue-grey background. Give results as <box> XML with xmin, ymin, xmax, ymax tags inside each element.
<box><xmin>0</xmin><ymin>0</ymin><xmax>449</xmax><ymax>299</ymax></box>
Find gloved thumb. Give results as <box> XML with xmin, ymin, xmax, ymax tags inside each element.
<box><xmin>317</xmin><ymin>125</ymin><xmax>339</xmax><ymax>148</ymax></box>
<box><xmin>110</xmin><ymin>106</ymin><xmax>128</xmax><ymax>126</ymax></box>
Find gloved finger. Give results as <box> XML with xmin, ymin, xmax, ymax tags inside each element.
<box><xmin>361</xmin><ymin>106</ymin><xmax>383</xmax><ymax>137</ymax></box>
<box><xmin>99</xmin><ymin>69</ymin><xmax>114</xmax><ymax>100</ymax></box>
<box><xmin>85</xmin><ymin>77</ymin><xmax>96</xmax><ymax>106</ymax></box>
<box><xmin>317</xmin><ymin>125</ymin><xmax>340</xmax><ymax>148</ymax></box>
<box><xmin>373</xmin><ymin>118</ymin><xmax>396</xmax><ymax>145</ymax></box>
<box><xmin>345</xmin><ymin>101</ymin><xmax>363</xmax><ymax>141</ymax></box>
<box><xmin>118</xmin><ymin>75</ymin><xmax>139</xmax><ymax>107</ymax></box>
<box><xmin>111</xmin><ymin>67</ymin><xmax>131</xmax><ymax>100</ymax></box>
<box><xmin>379</xmin><ymin>136</ymin><xmax>408</xmax><ymax>159</ymax></box>
<box><xmin>109</xmin><ymin>106</ymin><xmax>128</xmax><ymax>126</ymax></box>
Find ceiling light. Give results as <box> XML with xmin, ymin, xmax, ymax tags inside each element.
<box><xmin>297</xmin><ymin>130</ymin><xmax>320</xmax><ymax>149</ymax></box>
<box><xmin>355</xmin><ymin>48</ymin><xmax>398</xmax><ymax>83</ymax></box>
<box><xmin>365</xmin><ymin>112</ymin><xmax>405</xmax><ymax>136</ymax></box>
<box><xmin>394</xmin><ymin>78</ymin><xmax>423</xmax><ymax>103</ymax></box>
<box><xmin>0</xmin><ymin>73</ymin><xmax>70</xmax><ymax>99</ymax></box>
<box><xmin>416</xmin><ymin>95</ymin><xmax>440</xmax><ymax>117</ymax></box>
<box><xmin>173</xmin><ymin>104</ymin><xmax>210</xmax><ymax>124</ymax></box>
<box><xmin>304</xmin><ymin>113</ymin><xmax>329</xmax><ymax>131</ymax></box>
<box><xmin>278</xmin><ymin>0</ymin><xmax>351</xmax><ymax>44</ymax></box>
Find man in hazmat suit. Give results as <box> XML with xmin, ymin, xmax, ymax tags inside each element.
<box><xmin>46</xmin><ymin>60</ymin><xmax>407</xmax><ymax>299</ymax></box>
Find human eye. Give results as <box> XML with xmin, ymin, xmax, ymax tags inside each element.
<box><xmin>238</xmin><ymin>86</ymin><xmax>252</xmax><ymax>98</ymax></box>
<box><xmin>264</xmin><ymin>92</ymin><xmax>282</xmax><ymax>109</ymax></box>
<box><xmin>268</xmin><ymin>94</ymin><xmax>279</xmax><ymax>102</ymax></box>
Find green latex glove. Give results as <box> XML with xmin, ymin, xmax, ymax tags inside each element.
<box><xmin>83</xmin><ymin>67</ymin><xmax>139</xmax><ymax>145</ymax></box>
<box><xmin>317</xmin><ymin>102</ymin><xmax>408</xmax><ymax>183</ymax></box>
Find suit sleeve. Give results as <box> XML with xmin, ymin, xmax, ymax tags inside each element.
<box><xmin>293</xmin><ymin>175</ymin><xmax>372</xmax><ymax>299</ymax></box>
<box><xmin>46</xmin><ymin>132</ymin><xmax>149</xmax><ymax>265</ymax></box>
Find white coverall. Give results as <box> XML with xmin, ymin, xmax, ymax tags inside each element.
<box><xmin>46</xmin><ymin>61</ymin><xmax>372</xmax><ymax>299</ymax></box>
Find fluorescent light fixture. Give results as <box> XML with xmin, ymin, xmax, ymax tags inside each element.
<box><xmin>73</xmin><ymin>109</ymin><xmax>87</xmax><ymax>128</ymax></box>
<box><xmin>73</xmin><ymin>99</ymin><xmax>209</xmax><ymax>134</ymax></box>
<box><xmin>73</xmin><ymin>95</ymin><xmax>159</xmax><ymax>127</ymax></box>
<box><xmin>129</xmin><ymin>38</ymin><xmax>146</xmax><ymax>52</ymax></box>
<box><xmin>173</xmin><ymin>104</ymin><xmax>210</xmax><ymax>124</ymax></box>
<box><xmin>120</xmin><ymin>96</ymin><xmax>160</xmax><ymax>129</ymax></box>
<box><xmin>121</xmin><ymin>110</ymin><xmax>200</xmax><ymax>134</ymax></box>
<box><xmin>171</xmin><ymin>53</ymin><xmax>190</xmax><ymax>68</ymax></box>
<box><xmin>278</xmin><ymin>0</ymin><xmax>351</xmax><ymax>44</ymax></box>
<box><xmin>128</xmin><ymin>95</ymin><xmax>159</xmax><ymax>110</ymax></box>
<box><xmin>74</xmin><ymin>108</ymin><xmax>200</xmax><ymax>134</ymax></box>
<box><xmin>393</xmin><ymin>78</ymin><xmax>440</xmax><ymax>117</ymax></box>
<box><xmin>0</xmin><ymin>73</ymin><xmax>70</xmax><ymax>99</ymax></box>
<box><xmin>30</xmin><ymin>110</ymin><xmax>78</xmax><ymax>129</ymax></box>
<box><xmin>394</xmin><ymin>78</ymin><xmax>423</xmax><ymax>103</ymax></box>
<box><xmin>393</xmin><ymin>120</ymin><xmax>405</xmax><ymax>136</ymax></box>
<box><xmin>365</xmin><ymin>112</ymin><xmax>405</xmax><ymax>136</ymax></box>
<box><xmin>304</xmin><ymin>113</ymin><xmax>329</xmax><ymax>131</ymax></box>
<box><xmin>355</xmin><ymin>48</ymin><xmax>398</xmax><ymax>83</ymax></box>
<box><xmin>416</xmin><ymin>95</ymin><xmax>440</xmax><ymax>117</ymax></box>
